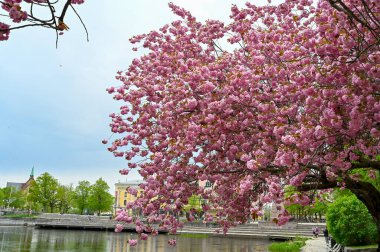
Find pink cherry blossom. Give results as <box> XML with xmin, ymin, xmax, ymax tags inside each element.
<box><xmin>0</xmin><ymin>22</ymin><xmax>10</xmax><ymax>41</ymax></box>
<box><xmin>114</xmin><ymin>224</ymin><xmax>123</xmax><ymax>233</ymax></box>
<box><xmin>140</xmin><ymin>233</ymin><xmax>148</xmax><ymax>240</ymax></box>
<box><xmin>128</xmin><ymin>239</ymin><xmax>138</xmax><ymax>246</ymax></box>
<box><xmin>168</xmin><ymin>239</ymin><xmax>177</xmax><ymax>246</ymax></box>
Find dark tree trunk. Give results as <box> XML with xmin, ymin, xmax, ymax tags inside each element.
<box><xmin>346</xmin><ymin>180</ymin><xmax>380</xmax><ymax>252</ymax></box>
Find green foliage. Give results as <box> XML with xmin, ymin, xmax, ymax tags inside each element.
<box><xmin>0</xmin><ymin>213</ymin><xmax>39</xmax><ymax>218</ymax></box>
<box><xmin>348</xmin><ymin>168</ymin><xmax>380</xmax><ymax>192</ymax></box>
<box><xmin>184</xmin><ymin>194</ymin><xmax>203</xmax><ymax>212</ymax></box>
<box><xmin>268</xmin><ymin>237</ymin><xmax>307</xmax><ymax>252</ymax></box>
<box><xmin>0</xmin><ymin>189</ymin><xmax>5</xmax><ymax>207</ymax></box>
<box><xmin>73</xmin><ymin>180</ymin><xmax>91</xmax><ymax>214</ymax></box>
<box><xmin>88</xmin><ymin>178</ymin><xmax>114</xmax><ymax>215</ymax></box>
<box><xmin>28</xmin><ymin>172</ymin><xmax>59</xmax><ymax>212</ymax></box>
<box><xmin>284</xmin><ymin>186</ymin><xmax>328</xmax><ymax>221</ymax></box>
<box><xmin>326</xmin><ymin>193</ymin><xmax>378</xmax><ymax>246</ymax></box>
<box><xmin>0</xmin><ymin>187</ymin><xmax>26</xmax><ymax>208</ymax></box>
<box><xmin>2</xmin><ymin>172</ymin><xmax>115</xmax><ymax>215</ymax></box>
<box><xmin>56</xmin><ymin>184</ymin><xmax>75</xmax><ymax>214</ymax></box>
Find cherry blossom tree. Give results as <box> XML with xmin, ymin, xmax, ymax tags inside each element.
<box><xmin>0</xmin><ymin>0</ymin><xmax>87</xmax><ymax>44</ymax></box>
<box><xmin>107</xmin><ymin>0</ymin><xmax>380</xmax><ymax>248</ymax></box>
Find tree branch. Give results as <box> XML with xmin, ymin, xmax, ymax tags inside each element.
<box><xmin>59</xmin><ymin>0</ymin><xmax>72</xmax><ymax>23</ymax></box>
<box><xmin>351</xmin><ymin>159</ymin><xmax>380</xmax><ymax>170</ymax></box>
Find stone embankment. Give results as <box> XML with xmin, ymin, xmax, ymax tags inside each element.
<box><xmin>179</xmin><ymin>222</ymin><xmax>325</xmax><ymax>240</ymax></box>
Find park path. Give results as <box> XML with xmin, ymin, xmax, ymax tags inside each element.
<box><xmin>301</xmin><ymin>237</ymin><xmax>328</xmax><ymax>252</ymax></box>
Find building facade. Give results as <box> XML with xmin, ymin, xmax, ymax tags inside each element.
<box><xmin>114</xmin><ymin>180</ymin><xmax>143</xmax><ymax>216</ymax></box>
<box><xmin>6</xmin><ymin>166</ymin><xmax>35</xmax><ymax>193</ymax></box>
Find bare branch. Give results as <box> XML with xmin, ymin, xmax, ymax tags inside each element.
<box><xmin>59</xmin><ymin>0</ymin><xmax>72</xmax><ymax>23</ymax></box>
<box><xmin>70</xmin><ymin>4</ymin><xmax>89</xmax><ymax>42</ymax></box>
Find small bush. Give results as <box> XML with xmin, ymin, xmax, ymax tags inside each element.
<box><xmin>268</xmin><ymin>238</ymin><xmax>307</xmax><ymax>252</ymax></box>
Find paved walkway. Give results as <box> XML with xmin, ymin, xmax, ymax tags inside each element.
<box><xmin>301</xmin><ymin>237</ymin><xmax>328</xmax><ymax>252</ymax></box>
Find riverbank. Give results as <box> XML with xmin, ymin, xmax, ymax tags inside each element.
<box><xmin>0</xmin><ymin>214</ymin><xmax>324</xmax><ymax>240</ymax></box>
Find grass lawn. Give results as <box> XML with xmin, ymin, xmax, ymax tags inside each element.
<box><xmin>268</xmin><ymin>237</ymin><xmax>309</xmax><ymax>252</ymax></box>
<box><xmin>178</xmin><ymin>233</ymin><xmax>210</xmax><ymax>238</ymax></box>
<box><xmin>0</xmin><ymin>213</ymin><xmax>39</xmax><ymax>218</ymax></box>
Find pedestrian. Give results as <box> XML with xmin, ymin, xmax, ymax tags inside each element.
<box><xmin>315</xmin><ymin>226</ymin><xmax>320</xmax><ymax>237</ymax></box>
<box><xmin>323</xmin><ymin>228</ymin><xmax>329</xmax><ymax>244</ymax></box>
<box><xmin>312</xmin><ymin>227</ymin><xmax>316</xmax><ymax>237</ymax></box>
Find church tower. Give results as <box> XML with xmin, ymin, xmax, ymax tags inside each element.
<box><xmin>22</xmin><ymin>166</ymin><xmax>35</xmax><ymax>191</ymax></box>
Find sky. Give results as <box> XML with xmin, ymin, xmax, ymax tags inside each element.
<box><xmin>0</xmin><ymin>0</ymin><xmax>268</xmax><ymax>190</ymax></box>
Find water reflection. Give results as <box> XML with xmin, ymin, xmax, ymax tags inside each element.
<box><xmin>0</xmin><ymin>226</ymin><xmax>270</xmax><ymax>252</ymax></box>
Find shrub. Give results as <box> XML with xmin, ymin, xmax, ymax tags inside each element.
<box><xmin>326</xmin><ymin>194</ymin><xmax>378</xmax><ymax>246</ymax></box>
<box><xmin>268</xmin><ymin>237</ymin><xmax>307</xmax><ymax>252</ymax></box>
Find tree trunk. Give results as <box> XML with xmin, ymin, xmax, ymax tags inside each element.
<box><xmin>346</xmin><ymin>180</ymin><xmax>380</xmax><ymax>252</ymax></box>
<box><xmin>378</xmin><ymin>222</ymin><xmax>380</xmax><ymax>252</ymax></box>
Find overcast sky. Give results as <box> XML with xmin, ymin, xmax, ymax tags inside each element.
<box><xmin>0</xmin><ymin>0</ymin><xmax>268</xmax><ymax>189</ymax></box>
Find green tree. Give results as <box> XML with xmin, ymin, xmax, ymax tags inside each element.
<box><xmin>0</xmin><ymin>189</ymin><xmax>4</xmax><ymax>207</ymax></box>
<box><xmin>29</xmin><ymin>172</ymin><xmax>59</xmax><ymax>212</ymax></box>
<box><xmin>88</xmin><ymin>178</ymin><xmax>114</xmax><ymax>215</ymax></box>
<box><xmin>74</xmin><ymin>180</ymin><xmax>91</xmax><ymax>214</ymax></box>
<box><xmin>0</xmin><ymin>187</ymin><xmax>26</xmax><ymax>209</ymax></box>
<box><xmin>56</xmin><ymin>184</ymin><xmax>75</xmax><ymax>214</ymax></box>
<box><xmin>284</xmin><ymin>186</ymin><xmax>328</xmax><ymax>222</ymax></box>
<box><xmin>185</xmin><ymin>195</ymin><xmax>202</xmax><ymax>211</ymax></box>
<box><xmin>327</xmin><ymin>193</ymin><xmax>378</xmax><ymax>246</ymax></box>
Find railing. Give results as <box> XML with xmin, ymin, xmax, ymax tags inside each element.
<box><xmin>328</xmin><ymin>238</ymin><xmax>344</xmax><ymax>252</ymax></box>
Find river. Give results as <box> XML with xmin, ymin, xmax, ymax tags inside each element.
<box><xmin>0</xmin><ymin>226</ymin><xmax>271</xmax><ymax>252</ymax></box>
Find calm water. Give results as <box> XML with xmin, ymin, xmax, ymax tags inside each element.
<box><xmin>0</xmin><ymin>226</ymin><xmax>270</xmax><ymax>252</ymax></box>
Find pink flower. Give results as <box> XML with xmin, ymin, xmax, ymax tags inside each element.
<box><xmin>140</xmin><ymin>233</ymin><xmax>148</xmax><ymax>240</ymax></box>
<box><xmin>123</xmin><ymin>216</ymin><xmax>133</xmax><ymax>223</ymax></box>
<box><xmin>114</xmin><ymin>224</ymin><xmax>123</xmax><ymax>232</ymax></box>
<box><xmin>200</xmin><ymin>81</ymin><xmax>216</xmax><ymax>93</ymax></box>
<box><xmin>119</xmin><ymin>169</ymin><xmax>129</xmax><ymax>175</ymax></box>
<box><xmin>8</xmin><ymin>6</ymin><xmax>27</xmax><ymax>23</ymax></box>
<box><xmin>168</xmin><ymin>239</ymin><xmax>177</xmax><ymax>246</ymax></box>
<box><xmin>136</xmin><ymin>225</ymin><xmax>143</xmax><ymax>233</ymax></box>
<box><xmin>241</xmin><ymin>154</ymin><xmax>250</xmax><ymax>162</ymax></box>
<box><xmin>128</xmin><ymin>239</ymin><xmax>138</xmax><ymax>246</ymax></box>
<box><xmin>277</xmin><ymin>214</ymin><xmax>291</xmax><ymax>226</ymax></box>
<box><xmin>127</xmin><ymin>187</ymin><xmax>138</xmax><ymax>196</ymax></box>
<box><xmin>106</xmin><ymin>87</ymin><xmax>115</xmax><ymax>94</ymax></box>
<box><xmin>0</xmin><ymin>22</ymin><xmax>10</xmax><ymax>41</ymax></box>
<box><xmin>71</xmin><ymin>0</ymin><xmax>85</xmax><ymax>4</ymax></box>
<box><xmin>247</xmin><ymin>160</ymin><xmax>259</xmax><ymax>171</ymax></box>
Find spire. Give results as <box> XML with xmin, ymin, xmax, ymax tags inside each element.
<box><xmin>30</xmin><ymin>166</ymin><xmax>34</xmax><ymax>179</ymax></box>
